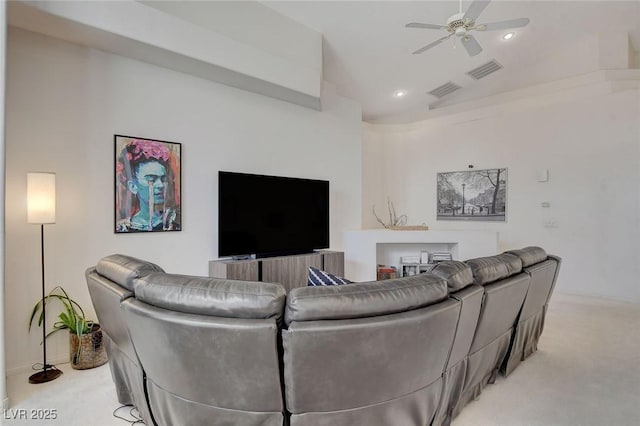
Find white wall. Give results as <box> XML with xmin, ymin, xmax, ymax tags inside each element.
<box><xmin>4</xmin><ymin>28</ymin><xmax>362</xmax><ymax>373</ymax></box>
<box><xmin>363</xmin><ymin>82</ymin><xmax>640</xmax><ymax>303</ymax></box>
<box><xmin>1</xmin><ymin>0</ymin><xmax>8</xmax><ymax>409</ymax></box>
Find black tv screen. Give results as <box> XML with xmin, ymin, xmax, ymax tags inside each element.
<box><xmin>218</xmin><ymin>171</ymin><xmax>329</xmax><ymax>258</ymax></box>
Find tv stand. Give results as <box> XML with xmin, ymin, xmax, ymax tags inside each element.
<box><xmin>209</xmin><ymin>251</ymin><xmax>344</xmax><ymax>292</ymax></box>
<box><xmin>231</xmin><ymin>254</ymin><xmax>255</xmax><ymax>261</ymax></box>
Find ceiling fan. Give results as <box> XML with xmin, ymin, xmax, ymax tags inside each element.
<box><xmin>406</xmin><ymin>0</ymin><xmax>530</xmax><ymax>57</ymax></box>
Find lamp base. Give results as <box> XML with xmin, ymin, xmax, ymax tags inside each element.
<box><xmin>28</xmin><ymin>368</ymin><xmax>63</xmax><ymax>384</ymax></box>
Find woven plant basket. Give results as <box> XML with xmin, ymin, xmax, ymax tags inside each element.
<box><xmin>70</xmin><ymin>323</ymin><xmax>108</xmax><ymax>370</ymax></box>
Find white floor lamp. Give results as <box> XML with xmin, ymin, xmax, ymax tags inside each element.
<box><xmin>27</xmin><ymin>172</ymin><xmax>62</xmax><ymax>384</ymax></box>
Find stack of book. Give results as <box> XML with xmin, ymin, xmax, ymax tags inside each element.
<box><xmin>430</xmin><ymin>252</ymin><xmax>453</xmax><ymax>263</ymax></box>
<box><xmin>377</xmin><ymin>265</ymin><xmax>397</xmax><ymax>280</ymax></box>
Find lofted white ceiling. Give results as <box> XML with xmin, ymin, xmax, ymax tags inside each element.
<box><xmin>263</xmin><ymin>0</ymin><xmax>640</xmax><ymax>123</ymax></box>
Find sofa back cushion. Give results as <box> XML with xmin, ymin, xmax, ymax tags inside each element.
<box><xmin>285</xmin><ymin>273</ymin><xmax>448</xmax><ymax>326</ymax></box>
<box><xmin>96</xmin><ymin>254</ymin><xmax>164</xmax><ymax>292</ymax></box>
<box><xmin>123</xmin><ymin>298</ymin><xmax>284</xmax><ymax>425</ymax></box>
<box><xmin>505</xmin><ymin>246</ymin><xmax>547</xmax><ymax>267</ymax></box>
<box><xmin>465</xmin><ymin>253</ymin><xmax>522</xmax><ymax>285</ymax></box>
<box><xmin>469</xmin><ymin>273</ymin><xmax>530</xmax><ymax>353</ymax></box>
<box><xmin>133</xmin><ymin>273</ymin><xmax>286</xmax><ymax>320</ymax></box>
<box><xmin>516</xmin><ymin>258</ymin><xmax>559</xmax><ymax>321</ymax></box>
<box><xmin>430</xmin><ymin>261</ymin><xmax>474</xmax><ymax>292</ymax></box>
<box><xmin>283</xmin><ymin>296</ymin><xmax>460</xmax><ymax>422</ymax></box>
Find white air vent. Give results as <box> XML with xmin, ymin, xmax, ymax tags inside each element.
<box><xmin>428</xmin><ymin>81</ymin><xmax>462</xmax><ymax>98</ymax></box>
<box><xmin>467</xmin><ymin>60</ymin><xmax>503</xmax><ymax>80</ymax></box>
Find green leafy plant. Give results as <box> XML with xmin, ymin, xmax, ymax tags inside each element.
<box><xmin>29</xmin><ymin>286</ymin><xmax>94</xmax><ymax>352</ymax></box>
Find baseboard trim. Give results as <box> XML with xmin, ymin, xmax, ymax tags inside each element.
<box><xmin>6</xmin><ymin>357</ymin><xmax>69</xmax><ymax>377</ymax></box>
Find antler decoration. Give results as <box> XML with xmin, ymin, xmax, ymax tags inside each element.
<box><xmin>372</xmin><ymin>198</ymin><xmax>407</xmax><ymax>229</ymax></box>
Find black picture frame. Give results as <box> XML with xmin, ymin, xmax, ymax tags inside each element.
<box><xmin>437</xmin><ymin>168</ymin><xmax>507</xmax><ymax>222</ymax></box>
<box><xmin>114</xmin><ymin>134</ymin><xmax>182</xmax><ymax>233</ymax></box>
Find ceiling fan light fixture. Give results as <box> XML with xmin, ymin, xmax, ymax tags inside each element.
<box><xmin>405</xmin><ymin>0</ymin><xmax>530</xmax><ymax>57</ymax></box>
<box><xmin>393</xmin><ymin>90</ymin><xmax>407</xmax><ymax>98</ymax></box>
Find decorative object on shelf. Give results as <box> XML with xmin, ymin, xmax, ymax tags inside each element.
<box><xmin>400</xmin><ymin>255</ymin><xmax>420</xmax><ymax>264</ymax></box>
<box><xmin>376</xmin><ymin>265</ymin><xmax>397</xmax><ymax>280</ymax></box>
<box><xmin>115</xmin><ymin>135</ymin><xmax>182</xmax><ymax>233</ymax></box>
<box><xmin>437</xmin><ymin>168</ymin><xmax>507</xmax><ymax>222</ymax></box>
<box><xmin>29</xmin><ymin>286</ymin><xmax>107</xmax><ymax>370</ymax></box>
<box><xmin>26</xmin><ymin>172</ymin><xmax>62</xmax><ymax>384</ymax></box>
<box><xmin>373</xmin><ymin>197</ymin><xmax>407</xmax><ymax>229</ymax></box>
<box><xmin>399</xmin><ymin>250</ymin><xmax>452</xmax><ymax>277</ymax></box>
<box><xmin>431</xmin><ymin>252</ymin><xmax>454</xmax><ymax>262</ymax></box>
<box><xmin>373</xmin><ymin>198</ymin><xmax>428</xmax><ymax>230</ymax></box>
<box><xmin>401</xmin><ymin>264</ymin><xmax>419</xmax><ymax>277</ymax></box>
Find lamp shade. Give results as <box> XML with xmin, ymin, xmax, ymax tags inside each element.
<box><xmin>27</xmin><ymin>172</ymin><xmax>56</xmax><ymax>224</ymax></box>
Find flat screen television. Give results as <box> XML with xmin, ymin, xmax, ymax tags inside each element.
<box><xmin>218</xmin><ymin>171</ymin><xmax>329</xmax><ymax>258</ymax></box>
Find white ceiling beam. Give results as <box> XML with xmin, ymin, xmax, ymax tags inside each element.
<box><xmin>8</xmin><ymin>0</ymin><xmax>323</xmax><ymax>110</ymax></box>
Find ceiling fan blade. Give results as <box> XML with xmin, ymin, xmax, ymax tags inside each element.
<box><xmin>463</xmin><ymin>0</ymin><xmax>491</xmax><ymax>21</ymax></box>
<box><xmin>406</xmin><ymin>22</ymin><xmax>447</xmax><ymax>30</ymax></box>
<box><xmin>412</xmin><ymin>34</ymin><xmax>453</xmax><ymax>55</ymax></box>
<box><xmin>476</xmin><ymin>17</ymin><xmax>530</xmax><ymax>31</ymax></box>
<box><xmin>461</xmin><ymin>35</ymin><xmax>483</xmax><ymax>56</ymax></box>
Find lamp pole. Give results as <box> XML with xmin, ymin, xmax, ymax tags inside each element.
<box><xmin>27</xmin><ymin>172</ymin><xmax>62</xmax><ymax>384</ymax></box>
<box><xmin>462</xmin><ymin>183</ymin><xmax>466</xmax><ymax>215</ymax></box>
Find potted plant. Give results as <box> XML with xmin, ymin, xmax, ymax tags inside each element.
<box><xmin>29</xmin><ymin>286</ymin><xmax>107</xmax><ymax>370</ymax></box>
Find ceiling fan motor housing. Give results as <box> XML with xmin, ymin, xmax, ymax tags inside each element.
<box><xmin>447</xmin><ymin>12</ymin><xmax>474</xmax><ymax>36</ymax></box>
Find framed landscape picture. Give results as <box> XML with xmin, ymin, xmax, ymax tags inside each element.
<box><xmin>114</xmin><ymin>135</ymin><xmax>182</xmax><ymax>233</ymax></box>
<box><xmin>437</xmin><ymin>168</ymin><xmax>507</xmax><ymax>222</ymax></box>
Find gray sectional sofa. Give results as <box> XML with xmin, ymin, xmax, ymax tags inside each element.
<box><xmin>86</xmin><ymin>247</ymin><xmax>561</xmax><ymax>426</ymax></box>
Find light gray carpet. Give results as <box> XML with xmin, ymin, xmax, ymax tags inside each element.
<box><xmin>5</xmin><ymin>293</ymin><xmax>639</xmax><ymax>425</ymax></box>
<box><xmin>454</xmin><ymin>293</ymin><xmax>640</xmax><ymax>426</ymax></box>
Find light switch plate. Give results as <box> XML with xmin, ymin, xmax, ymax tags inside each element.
<box><xmin>537</xmin><ymin>169</ymin><xmax>549</xmax><ymax>182</ymax></box>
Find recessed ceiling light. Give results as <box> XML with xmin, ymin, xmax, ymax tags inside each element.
<box><xmin>503</xmin><ymin>32</ymin><xmax>515</xmax><ymax>40</ymax></box>
<box><xmin>393</xmin><ymin>90</ymin><xmax>407</xmax><ymax>98</ymax></box>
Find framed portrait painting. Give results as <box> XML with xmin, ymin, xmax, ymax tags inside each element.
<box><xmin>114</xmin><ymin>135</ymin><xmax>182</xmax><ymax>233</ymax></box>
<box><xmin>437</xmin><ymin>168</ymin><xmax>507</xmax><ymax>222</ymax></box>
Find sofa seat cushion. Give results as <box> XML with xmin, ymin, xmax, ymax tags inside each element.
<box><xmin>134</xmin><ymin>273</ymin><xmax>286</xmax><ymax>320</ymax></box>
<box><xmin>465</xmin><ymin>253</ymin><xmax>523</xmax><ymax>286</ymax></box>
<box><xmin>307</xmin><ymin>267</ymin><xmax>353</xmax><ymax>286</ymax></box>
<box><xmin>96</xmin><ymin>254</ymin><xmax>164</xmax><ymax>291</ymax></box>
<box><xmin>430</xmin><ymin>261</ymin><xmax>474</xmax><ymax>292</ymax></box>
<box><xmin>285</xmin><ymin>274</ymin><xmax>448</xmax><ymax>326</ymax></box>
<box><xmin>505</xmin><ymin>246</ymin><xmax>547</xmax><ymax>267</ymax></box>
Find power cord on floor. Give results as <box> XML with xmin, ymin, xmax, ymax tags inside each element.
<box><xmin>113</xmin><ymin>405</ymin><xmax>145</xmax><ymax>425</ymax></box>
<box><xmin>31</xmin><ymin>362</ymin><xmax>62</xmax><ymax>372</ymax></box>
<box><xmin>30</xmin><ymin>362</ymin><xmax>63</xmax><ymax>378</ymax></box>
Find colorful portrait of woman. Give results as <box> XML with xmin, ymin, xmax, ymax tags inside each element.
<box><xmin>115</xmin><ymin>135</ymin><xmax>181</xmax><ymax>233</ymax></box>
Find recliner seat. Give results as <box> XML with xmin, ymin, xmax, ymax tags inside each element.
<box><xmin>451</xmin><ymin>253</ymin><xmax>530</xmax><ymax>417</ymax></box>
<box><xmin>429</xmin><ymin>261</ymin><xmax>483</xmax><ymax>426</ymax></box>
<box><xmin>85</xmin><ymin>254</ymin><xmax>164</xmax><ymax>425</ymax></box>
<box><xmin>123</xmin><ymin>273</ymin><xmax>287</xmax><ymax>426</ymax></box>
<box><xmin>282</xmin><ymin>274</ymin><xmax>460</xmax><ymax>426</ymax></box>
<box><xmin>501</xmin><ymin>247</ymin><xmax>562</xmax><ymax>376</ymax></box>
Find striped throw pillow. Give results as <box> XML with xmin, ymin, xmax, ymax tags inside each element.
<box><xmin>307</xmin><ymin>267</ymin><xmax>353</xmax><ymax>286</ymax></box>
